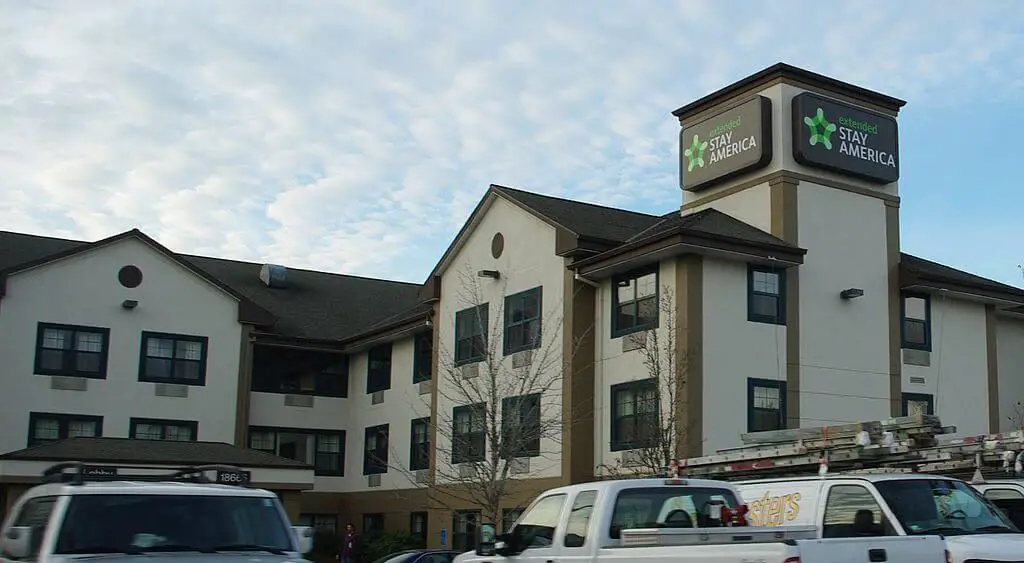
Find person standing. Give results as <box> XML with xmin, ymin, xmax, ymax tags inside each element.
<box><xmin>338</xmin><ymin>523</ymin><xmax>360</xmax><ymax>563</ymax></box>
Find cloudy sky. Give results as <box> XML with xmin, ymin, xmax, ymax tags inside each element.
<box><xmin>2</xmin><ymin>0</ymin><xmax>1023</xmax><ymax>285</ymax></box>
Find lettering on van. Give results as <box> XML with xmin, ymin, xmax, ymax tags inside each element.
<box><xmin>747</xmin><ymin>491</ymin><xmax>802</xmax><ymax>527</ymax></box>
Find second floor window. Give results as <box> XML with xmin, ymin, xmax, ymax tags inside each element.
<box><xmin>504</xmin><ymin>287</ymin><xmax>542</xmax><ymax>355</ymax></box>
<box><xmin>139</xmin><ymin>332</ymin><xmax>208</xmax><ymax>385</ymax></box>
<box><xmin>748</xmin><ymin>265</ymin><xmax>786</xmax><ymax>325</ymax></box>
<box><xmin>501</xmin><ymin>393</ymin><xmax>541</xmax><ymax>458</ymax></box>
<box><xmin>28</xmin><ymin>412</ymin><xmax>102</xmax><ymax>447</ymax></box>
<box><xmin>249</xmin><ymin>427</ymin><xmax>344</xmax><ymax>476</ymax></box>
<box><xmin>250</xmin><ymin>346</ymin><xmax>349</xmax><ymax>398</ymax></box>
<box><xmin>366</xmin><ymin>344</ymin><xmax>392</xmax><ymax>394</ymax></box>
<box><xmin>748</xmin><ymin>378</ymin><xmax>787</xmax><ymax>432</ymax></box>
<box><xmin>455</xmin><ymin>305</ymin><xmax>488</xmax><ymax>365</ymax></box>
<box><xmin>410</xmin><ymin>417</ymin><xmax>430</xmax><ymax>471</ymax></box>
<box><xmin>363</xmin><ymin>424</ymin><xmax>389</xmax><ymax>475</ymax></box>
<box><xmin>129</xmin><ymin>418</ymin><xmax>197</xmax><ymax>441</ymax></box>
<box><xmin>34</xmin><ymin>323</ymin><xmax>110</xmax><ymax>379</ymax></box>
<box><xmin>452</xmin><ymin>403</ymin><xmax>486</xmax><ymax>464</ymax></box>
<box><xmin>610</xmin><ymin>379</ymin><xmax>658</xmax><ymax>451</ymax></box>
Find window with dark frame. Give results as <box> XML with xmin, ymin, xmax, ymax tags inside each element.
<box><xmin>248</xmin><ymin>427</ymin><xmax>345</xmax><ymax>476</ymax></box>
<box><xmin>129</xmin><ymin>418</ymin><xmax>197</xmax><ymax>441</ymax></box>
<box><xmin>363</xmin><ymin>424</ymin><xmax>389</xmax><ymax>475</ymax></box>
<box><xmin>748</xmin><ymin>265</ymin><xmax>786</xmax><ymax>325</ymax></box>
<box><xmin>410</xmin><ymin>511</ymin><xmax>428</xmax><ymax>543</ymax></box>
<box><xmin>452</xmin><ymin>510</ymin><xmax>480</xmax><ymax>552</ymax></box>
<box><xmin>452</xmin><ymin>403</ymin><xmax>486</xmax><ymax>464</ymax></box>
<box><xmin>27</xmin><ymin>412</ymin><xmax>102</xmax><ymax>447</ymax></box>
<box><xmin>366</xmin><ymin>343</ymin><xmax>392</xmax><ymax>394</ymax></box>
<box><xmin>901</xmin><ymin>292</ymin><xmax>931</xmax><ymax>351</ymax></box>
<box><xmin>410</xmin><ymin>417</ymin><xmax>430</xmax><ymax>471</ymax></box>
<box><xmin>612</xmin><ymin>267</ymin><xmax>658</xmax><ymax>338</ymax></box>
<box><xmin>413</xmin><ymin>331</ymin><xmax>432</xmax><ymax>383</ymax></box>
<box><xmin>902</xmin><ymin>393</ymin><xmax>934</xmax><ymax>416</ymax></box>
<box><xmin>501</xmin><ymin>393</ymin><xmax>541</xmax><ymax>458</ymax></box>
<box><xmin>609</xmin><ymin>379</ymin><xmax>658</xmax><ymax>451</ymax></box>
<box><xmin>362</xmin><ymin>513</ymin><xmax>384</xmax><ymax>538</ymax></box>
<box><xmin>250</xmin><ymin>346</ymin><xmax>349</xmax><ymax>398</ymax></box>
<box><xmin>504</xmin><ymin>287</ymin><xmax>542</xmax><ymax>355</ymax></box>
<box><xmin>34</xmin><ymin>323</ymin><xmax>110</xmax><ymax>379</ymax></box>
<box><xmin>454</xmin><ymin>304</ymin><xmax>488</xmax><ymax>366</ymax></box>
<box><xmin>139</xmin><ymin>331</ymin><xmax>209</xmax><ymax>385</ymax></box>
<box><xmin>748</xmin><ymin>378</ymin><xmax>787</xmax><ymax>432</ymax></box>
<box><xmin>564</xmin><ymin>490</ymin><xmax>597</xmax><ymax>548</ymax></box>
<box><xmin>501</xmin><ymin>508</ymin><xmax>524</xmax><ymax>533</ymax></box>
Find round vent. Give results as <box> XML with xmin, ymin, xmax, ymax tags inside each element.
<box><xmin>491</xmin><ymin>232</ymin><xmax>504</xmax><ymax>259</ymax></box>
<box><xmin>118</xmin><ymin>265</ymin><xmax>143</xmax><ymax>288</ymax></box>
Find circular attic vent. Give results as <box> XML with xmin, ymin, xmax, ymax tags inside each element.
<box><xmin>491</xmin><ymin>232</ymin><xmax>505</xmax><ymax>259</ymax></box>
<box><xmin>118</xmin><ymin>265</ymin><xmax>143</xmax><ymax>288</ymax></box>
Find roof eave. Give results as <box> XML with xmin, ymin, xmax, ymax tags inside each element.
<box><xmin>899</xmin><ymin>267</ymin><xmax>1024</xmax><ymax>308</ymax></box>
<box><xmin>671</xmin><ymin>62</ymin><xmax>907</xmax><ymax>122</ymax></box>
<box><xmin>341</xmin><ymin>314</ymin><xmax>431</xmax><ymax>353</ymax></box>
<box><xmin>572</xmin><ymin>230</ymin><xmax>805</xmax><ymax>279</ymax></box>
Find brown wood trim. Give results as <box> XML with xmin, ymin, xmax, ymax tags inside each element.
<box><xmin>428</xmin><ymin>301</ymin><xmax>441</xmax><ymax>488</ymax></box>
<box><xmin>235</xmin><ymin>325</ymin><xmax>255</xmax><ymax>446</ymax></box>
<box><xmin>562</xmin><ymin>266</ymin><xmax>596</xmax><ymax>484</ymax></box>
<box><xmin>683</xmin><ymin>170</ymin><xmax>900</xmax><ymax>212</ymax></box>
<box><xmin>678</xmin><ymin>255</ymin><xmax>704</xmax><ymax>456</ymax></box>
<box><xmin>886</xmin><ymin>206</ymin><xmax>903</xmax><ymax>417</ymax></box>
<box><xmin>770</xmin><ymin>178</ymin><xmax>801</xmax><ymax>427</ymax></box>
<box><xmin>986</xmin><ymin>304</ymin><xmax>1000</xmax><ymax>432</ymax></box>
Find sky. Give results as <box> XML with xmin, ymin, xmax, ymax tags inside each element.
<box><xmin>2</xmin><ymin>0</ymin><xmax>1023</xmax><ymax>286</ymax></box>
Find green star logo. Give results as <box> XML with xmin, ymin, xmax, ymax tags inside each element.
<box><xmin>683</xmin><ymin>134</ymin><xmax>708</xmax><ymax>172</ymax></box>
<box><xmin>804</xmin><ymin>107</ymin><xmax>836</xmax><ymax>150</ymax></box>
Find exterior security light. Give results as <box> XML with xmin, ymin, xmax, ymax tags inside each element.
<box><xmin>840</xmin><ymin>288</ymin><xmax>864</xmax><ymax>300</ymax></box>
<box><xmin>121</xmin><ymin>299</ymin><xmax>139</xmax><ymax>309</ymax></box>
<box><xmin>477</xmin><ymin>270</ymin><xmax>500</xmax><ymax>279</ymax></box>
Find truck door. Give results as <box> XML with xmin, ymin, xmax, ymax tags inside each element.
<box><xmin>820</xmin><ymin>484</ymin><xmax>899</xmax><ymax>538</ymax></box>
<box><xmin>505</xmin><ymin>494</ymin><xmax>568</xmax><ymax>563</ymax></box>
<box><xmin>558</xmin><ymin>491</ymin><xmax>597</xmax><ymax>563</ymax></box>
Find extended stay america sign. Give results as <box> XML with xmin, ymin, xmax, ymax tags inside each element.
<box><xmin>681</xmin><ymin>96</ymin><xmax>773</xmax><ymax>192</ymax></box>
<box><xmin>792</xmin><ymin>92</ymin><xmax>900</xmax><ymax>184</ymax></box>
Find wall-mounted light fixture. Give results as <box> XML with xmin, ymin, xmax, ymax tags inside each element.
<box><xmin>121</xmin><ymin>299</ymin><xmax>139</xmax><ymax>310</ymax></box>
<box><xmin>840</xmin><ymin>288</ymin><xmax>865</xmax><ymax>300</ymax></box>
<box><xmin>477</xmin><ymin>269</ymin><xmax>500</xmax><ymax>279</ymax></box>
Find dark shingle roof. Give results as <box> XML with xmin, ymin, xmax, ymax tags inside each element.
<box><xmin>902</xmin><ymin>253</ymin><xmax>1024</xmax><ymax>297</ymax></box>
<box><xmin>184</xmin><ymin>255</ymin><xmax>423</xmax><ymax>341</ymax></box>
<box><xmin>626</xmin><ymin>209</ymin><xmax>793</xmax><ymax>248</ymax></box>
<box><xmin>0</xmin><ymin>230</ymin><xmax>424</xmax><ymax>341</ymax></box>
<box><xmin>493</xmin><ymin>185</ymin><xmax>663</xmax><ymax>243</ymax></box>
<box><xmin>0</xmin><ymin>437</ymin><xmax>311</xmax><ymax>468</ymax></box>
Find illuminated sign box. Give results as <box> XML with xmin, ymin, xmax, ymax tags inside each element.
<box><xmin>680</xmin><ymin>96</ymin><xmax>773</xmax><ymax>192</ymax></box>
<box><xmin>792</xmin><ymin>92</ymin><xmax>899</xmax><ymax>184</ymax></box>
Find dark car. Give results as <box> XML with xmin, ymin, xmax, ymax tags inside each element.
<box><xmin>371</xmin><ymin>549</ymin><xmax>459</xmax><ymax>563</ymax></box>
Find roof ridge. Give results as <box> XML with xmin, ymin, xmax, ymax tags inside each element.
<box><xmin>182</xmin><ymin>254</ymin><xmax>420</xmax><ymax>286</ymax></box>
<box><xmin>492</xmin><ymin>184</ymin><xmax>662</xmax><ymax>219</ymax></box>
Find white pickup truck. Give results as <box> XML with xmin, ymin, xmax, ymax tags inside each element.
<box><xmin>735</xmin><ymin>474</ymin><xmax>1024</xmax><ymax>563</ymax></box>
<box><xmin>0</xmin><ymin>462</ymin><xmax>314</xmax><ymax>563</ymax></box>
<box><xmin>454</xmin><ymin>477</ymin><xmax>946</xmax><ymax>563</ymax></box>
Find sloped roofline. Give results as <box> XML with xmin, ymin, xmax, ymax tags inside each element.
<box><xmin>0</xmin><ymin>228</ymin><xmax>276</xmax><ymax>326</ymax></box>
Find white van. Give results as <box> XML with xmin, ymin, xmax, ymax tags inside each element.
<box><xmin>734</xmin><ymin>473</ymin><xmax>1024</xmax><ymax>563</ymax></box>
<box><xmin>971</xmin><ymin>479</ymin><xmax>1024</xmax><ymax>501</ymax></box>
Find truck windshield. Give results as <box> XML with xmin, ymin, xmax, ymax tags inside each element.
<box><xmin>609</xmin><ymin>487</ymin><xmax>741</xmax><ymax>538</ymax></box>
<box><xmin>874</xmin><ymin>479</ymin><xmax>1019</xmax><ymax>536</ymax></box>
<box><xmin>53</xmin><ymin>494</ymin><xmax>294</xmax><ymax>554</ymax></box>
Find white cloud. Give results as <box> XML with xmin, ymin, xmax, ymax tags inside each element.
<box><xmin>1</xmin><ymin>0</ymin><xmax>1023</xmax><ymax>283</ymax></box>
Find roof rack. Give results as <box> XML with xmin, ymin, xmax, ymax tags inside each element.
<box><xmin>42</xmin><ymin>461</ymin><xmax>252</xmax><ymax>487</ymax></box>
<box><xmin>668</xmin><ymin>414</ymin><xmax>1024</xmax><ymax>481</ymax></box>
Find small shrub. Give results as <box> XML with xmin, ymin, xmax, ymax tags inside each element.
<box><xmin>362</xmin><ymin>531</ymin><xmax>425</xmax><ymax>563</ymax></box>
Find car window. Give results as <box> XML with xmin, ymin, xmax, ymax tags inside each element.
<box><xmin>983</xmin><ymin>488</ymin><xmax>1024</xmax><ymax>501</ymax></box>
<box><xmin>513</xmin><ymin>494</ymin><xmax>566</xmax><ymax>549</ymax></box>
<box><xmin>10</xmin><ymin>496</ymin><xmax>58</xmax><ymax>559</ymax></box>
<box><xmin>564</xmin><ymin>491</ymin><xmax>597</xmax><ymax>548</ymax></box>
<box><xmin>822</xmin><ymin>485</ymin><xmax>890</xmax><ymax>538</ymax></box>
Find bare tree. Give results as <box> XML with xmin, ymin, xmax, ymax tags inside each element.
<box><xmin>388</xmin><ymin>263</ymin><xmax>592</xmax><ymax>526</ymax></box>
<box><xmin>1008</xmin><ymin>401</ymin><xmax>1024</xmax><ymax>432</ymax></box>
<box><xmin>598</xmin><ymin>286</ymin><xmax>686</xmax><ymax>478</ymax></box>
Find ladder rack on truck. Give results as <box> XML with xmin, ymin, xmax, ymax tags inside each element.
<box><xmin>668</xmin><ymin>414</ymin><xmax>1024</xmax><ymax>481</ymax></box>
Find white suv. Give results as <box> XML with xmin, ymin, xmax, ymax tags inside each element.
<box><xmin>0</xmin><ymin>462</ymin><xmax>314</xmax><ymax>563</ymax></box>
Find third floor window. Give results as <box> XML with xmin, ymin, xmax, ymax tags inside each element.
<box><xmin>34</xmin><ymin>323</ymin><xmax>110</xmax><ymax>379</ymax></box>
<box><xmin>139</xmin><ymin>332</ymin><xmax>208</xmax><ymax>385</ymax></box>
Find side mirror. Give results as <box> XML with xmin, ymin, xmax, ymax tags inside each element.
<box><xmin>475</xmin><ymin>523</ymin><xmax>497</xmax><ymax>556</ymax></box>
<box><xmin>2</xmin><ymin>526</ymin><xmax>32</xmax><ymax>559</ymax></box>
<box><xmin>292</xmin><ymin>526</ymin><xmax>314</xmax><ymax>555</ymax></box>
